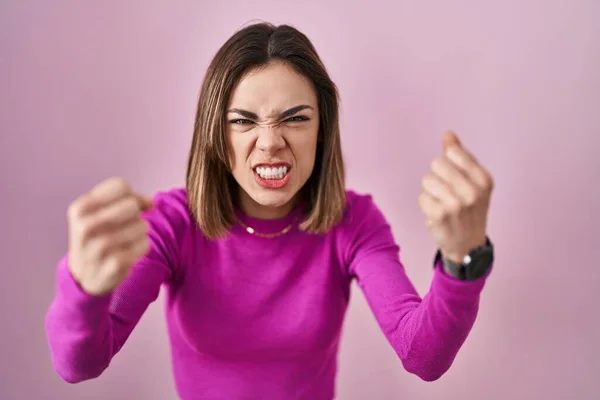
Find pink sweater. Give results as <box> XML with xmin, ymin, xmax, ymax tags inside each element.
<box><xmin>45</xmin><ymin>189</ymin><xmax>491</xmax><ymax>399</ymax></box>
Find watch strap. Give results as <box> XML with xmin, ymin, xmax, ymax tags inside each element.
<box><xmin>433</xmin><ymin>237</ymin><xmax>494</xmax><ymax>281</ymax></box>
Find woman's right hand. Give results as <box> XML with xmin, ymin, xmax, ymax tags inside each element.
<box><xmin>66</xmin><ymin>177</ymin><xmax>154</xmax><ymax>296</ymax></box>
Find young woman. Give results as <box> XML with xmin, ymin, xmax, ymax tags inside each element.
<box><xmin>45</xmin><ymin>22</ymin><xmax>495</xmax><ymax>400</ymax></box>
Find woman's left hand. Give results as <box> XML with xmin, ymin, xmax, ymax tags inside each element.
<box><xmin>418</xmin><ymin>131</ymin><xmax>494</xmax><ymax>264</ymax></box>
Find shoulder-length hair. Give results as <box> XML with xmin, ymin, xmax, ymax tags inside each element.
<box><xmin>186</xmin><ymin>22</ymin><xmax>345</xmax><ymax>239</ymax></box>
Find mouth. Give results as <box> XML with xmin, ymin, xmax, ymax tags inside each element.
<box><xmin>253</xmin><ymin>164</ymin><xmax>290</xmax><ymax>180</ymax></box>
<box><xmin>253</xmin><ymin>163</ymin><xmax>291</xmax><ymax>189</ymax></box>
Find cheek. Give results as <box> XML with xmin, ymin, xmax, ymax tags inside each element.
<box><xmin>228</xmin><ymin>133</ymin><xmax>254</xmax><ymax>172</ymax></box>
<box><xmin>291</xmin><ymin>132</ymin><xmax>319</xmax><ymax>174</ymax></box>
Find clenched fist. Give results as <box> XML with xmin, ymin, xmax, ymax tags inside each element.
<box><xmin>66</xmin><ymin>177</ymin><xmax>154</xmax><ymax>296</ymax></box>
<box><xmin>419</xmin><ymin>131</ymin><xmax>494</xmax><ymax>264</ymax></box>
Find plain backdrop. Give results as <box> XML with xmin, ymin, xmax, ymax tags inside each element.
<box><xmin>1</xmin><ymin>1</ymin><xmax>599</xmax><ymax>399</ymax></box>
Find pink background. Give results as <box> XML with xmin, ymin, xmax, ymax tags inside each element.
<box><xmin>2</xmin><ymin>1</ymin><xmax>599</xmax><ymax>399</ymax></box>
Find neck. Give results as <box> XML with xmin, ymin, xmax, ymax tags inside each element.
<box><xmin>238</xmin><ymin>193</ymin><xmax>298</xmax><ymax>220</ymax></box>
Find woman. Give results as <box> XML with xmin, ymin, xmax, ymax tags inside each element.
<box><xmin>45</xmin><ymin>22</ymin><xmax>495</xmax><ymax>399</ymax></box>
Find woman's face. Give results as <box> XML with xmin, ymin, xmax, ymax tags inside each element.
<box><xmin>227</xmin><ymin>61</ymin><xmax>319</xmax><ymax>219</ymax></box>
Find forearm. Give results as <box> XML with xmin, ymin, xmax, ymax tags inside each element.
<box><xmin>45</xmin><ymin>259</ymin><xmax>117</xmax><ymax>383</ymax></box>
<box><xmin>392</xmin><ymin>264</ymin><xmax>487</xmax><ymax>381</ymax></box>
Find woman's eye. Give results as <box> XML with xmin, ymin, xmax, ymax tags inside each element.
<box><xmin>285</xmin><ymin>116</ymin><xmax>309</xmax><ymax>123</ymax></box>
<box><xmin>230</xmin><ymin>119</ymin><xmax>253</xmax><ymax>125</ymax></box>
<box><xmin>229</xmin><ymin>116</ymin><xmax>308</xmax><ymax>125</ymax></box>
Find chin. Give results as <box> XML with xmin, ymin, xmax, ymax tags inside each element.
<box><xmin>234</xmin><ymin>168</ymin><xmax>306</xmax><ymax>216</ymax></box>
<box><xmin>245</xmin><ymin>167</ymin><xmax>303</xmax><ymax>210</ymax></box>
<box><xmin>250</xmin><ymin>189</ymin><xmax>296</xmax><ymax>209</ymax></box>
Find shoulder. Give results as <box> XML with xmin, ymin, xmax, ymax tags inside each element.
<box><xmin>150</xmin><ymin>187</ymin><xmax>192</xmax><ymax>224</ymax></box>
<box><xmin>340</xmin><ymin>189</ymin><xmax>389</xmax><ymax>230</ymax></box>
<box><xmin>142</xmin><ymin>187</ymin><xmax>193</xmax><ymax>267</ymax></box>
<box><xmin>335</xmin><ymin>190</ymin><xmax>400</xmax><ymax>271</ymax></box>
<box><xmin>333</xmin><ymin>189</ymin><xmax>394</xmax><ymax>250</ymax></box>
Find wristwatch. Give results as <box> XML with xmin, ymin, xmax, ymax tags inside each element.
<box><xmin>434</xmin><ymin>237</ymin><xmax>494</xmax><ymax>281</ymax></box>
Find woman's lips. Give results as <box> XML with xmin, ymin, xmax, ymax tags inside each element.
<box><xmin>253</xmin><ymin>163</ymin><xmax>291</xmax><ymax>189</ymax></box>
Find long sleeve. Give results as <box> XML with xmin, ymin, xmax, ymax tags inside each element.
<box><xmin>44</xmin><ymin>189</ymin><xmax>188</xmax><ymax>383</ymax></box>
<box><xmin>342</xmin><ymin>193</ymin><xmax>492</xmax><ymax>381</ymax></box>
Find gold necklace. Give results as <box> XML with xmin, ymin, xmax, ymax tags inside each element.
<box><xmin>235</xmin><ymin>216</ymin><xmax>298</xmax><ymax>238</ymax></box>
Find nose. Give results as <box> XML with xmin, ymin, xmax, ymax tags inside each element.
<box><xmin>255</xmin><ymin>124</ymin><xmax>285</xmax><ymax>153</ymax></box>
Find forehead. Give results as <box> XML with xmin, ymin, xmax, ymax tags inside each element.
<box><xmin>228</xmin><ymin>62</ymin><xmax>317</xmax><ymax>114</ymax></box>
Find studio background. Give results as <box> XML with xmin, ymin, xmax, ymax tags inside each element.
<box><xmin>1</xmin><ymin>1</ymin><xmax>599</xmax><ymax>399</ymax></box>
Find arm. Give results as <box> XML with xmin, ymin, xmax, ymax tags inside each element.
<box><xmin>344</xmin><ymin>195</ymin><xmax>492</xmax><ymax>381</ymax></box>
<box><xmin>44</xmin><ymin>190</ymin><xmax>187</xmax><ymax>383</ymax></box>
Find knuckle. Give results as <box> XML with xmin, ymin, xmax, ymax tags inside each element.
<box><xmin>430</xmin><ymin>158</ymin><xmax>439</xmax><ymax>172</ymax></box>
<box><xmin>120</xmin><ymin>196</ymin><xmax>140</xmax><ymax>215</ymax></box>
<box><xmin>421</xmin><ymin>173</ymin><xmax>433</xmax><ymax>187</ymax></box>
<box><xmin>430</xmin><ymin>157</ymin><xmax>446</xmax><ymax>173</ymax></box>
<box><xmin>107</xmin><ymin>177</ymin><xmax>131</xmax><ymax>194</ymax></box>
<box><xmin>126</xmin><ymin>195</ymin><xmax>140</xmax><ymax>210</ymax></box>
<box><xmin>483</xmin><ymin>173</ymin><xmax>494</xmax><ymax>191</ymax></box>
<box><xmin>79</xmin><ymin>219</ymin><xmax>97</xmax><ymax>238</ymax></box>
<box><xmin>115</xmin><ymin>198</ymin><xmax>139</xmax><ymax>221</ymax></box>
<box><xmin>476</xmin><ymin>168</ymin><xmax>494</xmax><ymax>190</ymax></box>
<box><xmin>67</xmin><ymin>200</ymin><xmax>85</xmax><ymax>221</ymax></box>
<box><xmin>122</xmin><ymin>196</ymin><xmax>141</xmax><ymax>220</ymax></box>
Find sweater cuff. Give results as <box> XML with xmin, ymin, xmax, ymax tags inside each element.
<box><xmin>431</xmin><ymin>259</ymin><xmax>491</xmax><ymax>303</ymax></box>
<box><xmin>55</xmin><ymin>256</ymin><xmax>112</xmax><ymax>315</ymax></box>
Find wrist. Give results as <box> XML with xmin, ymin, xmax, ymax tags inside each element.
<box><xmin>441</xmin><ymin>237</ymin><xmax>487</xmax><ymax>264</ymax></box>
<box><xmin>435</xmin><ymin>237</ymin><xmax>494</xmax><ymax>281</ymax></box>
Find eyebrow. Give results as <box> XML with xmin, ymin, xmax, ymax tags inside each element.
<box><xmin>227</xmin><ymin>105</ymin><xmax>314</xmax><ymax>120</ymax></box>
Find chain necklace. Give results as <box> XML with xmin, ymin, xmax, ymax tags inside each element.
<box><xmin>235</xmin><ymin>216</ymin><xmax>298</xmax><ymax>238</ymax></box>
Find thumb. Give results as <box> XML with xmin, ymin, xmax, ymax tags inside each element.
<box><xmin>135</xmin><ymin>193</ymin><xmax>154</xmax><ymax>211</ymax></box>
<box><xmin>442</xmin><ymin>130</ymin><xmax>462</xmax><ymax>153</ymax></box>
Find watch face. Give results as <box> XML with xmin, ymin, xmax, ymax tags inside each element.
<box><xmin>465</xmin><ymin>248</ymin><xmax>494</xmax><ymax>280</ymax></box>
<box><xmin>435</xmin><ymin>239</ymin><xmax>494</xmax><ymax>281</ymax></box>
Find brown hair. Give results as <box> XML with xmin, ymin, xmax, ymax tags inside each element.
<box><xmin>186</xmin><ymin>22</ymin><xmax>345</xmax><ymax>239</ymax></box>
